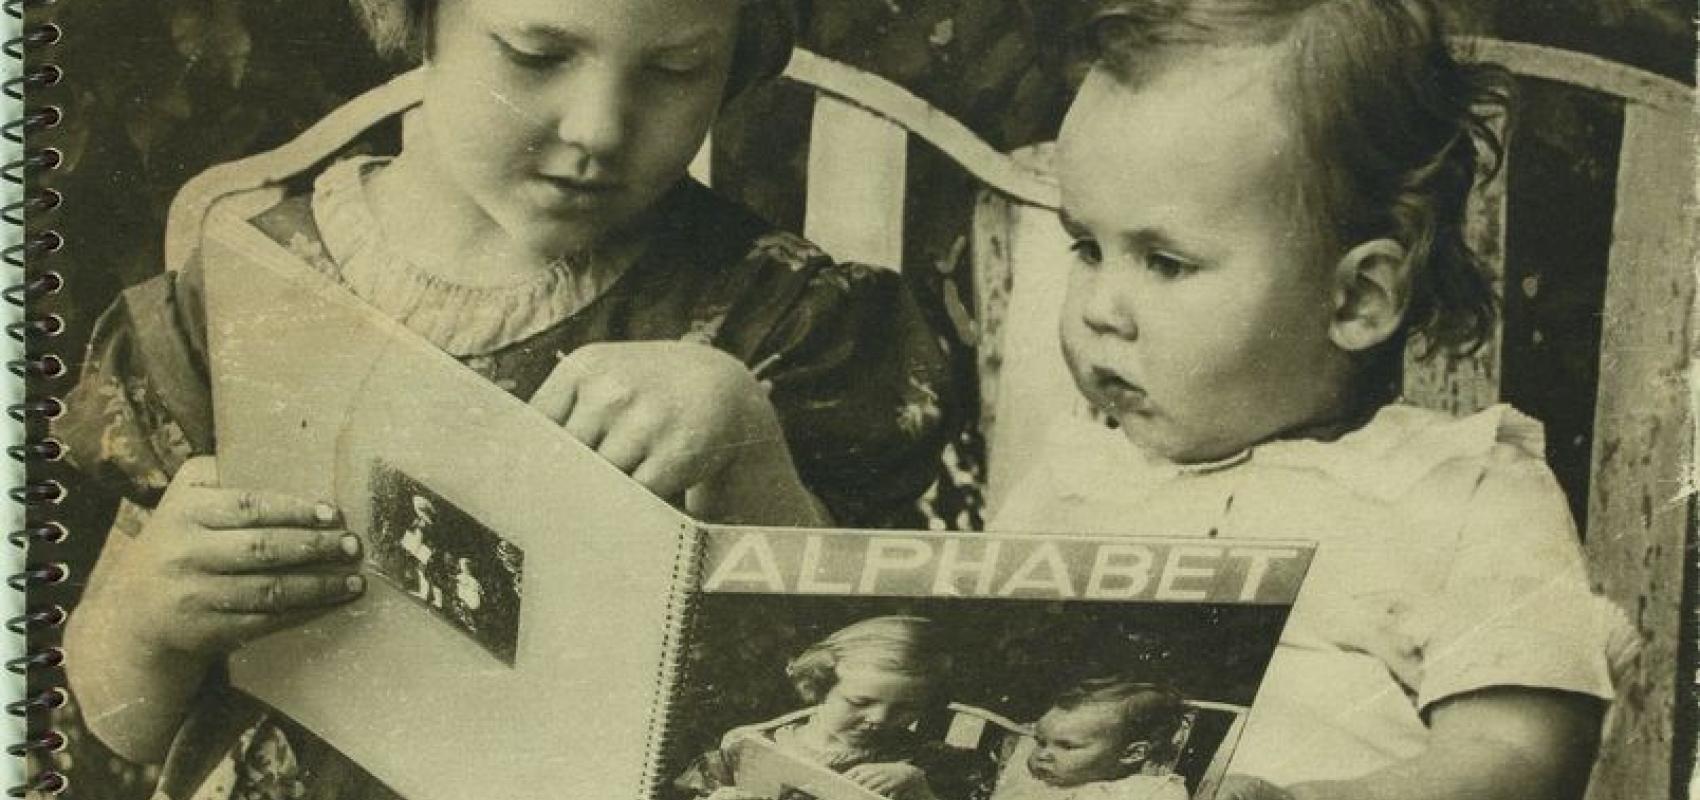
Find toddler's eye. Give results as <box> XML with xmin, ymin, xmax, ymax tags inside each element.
<box><xmin>1146</xmin><ymin>250</ymin><xmax>1197</xmax><ymax>279</ymax></box>
<box><xmin>1068</xmin><ymin>238</ymin><xmax>1103</xmax><ymax>267</ymax></box>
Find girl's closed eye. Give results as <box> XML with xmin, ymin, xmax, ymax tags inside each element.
<box><xmin>649</xmin><ymin>49</ymin><xmax>710</xmax><ymax>80</ymax></box>
<box><xmin>491</xmin><ymin>34</ymin><xmax>569</xmax><ymax>69</ymax></box>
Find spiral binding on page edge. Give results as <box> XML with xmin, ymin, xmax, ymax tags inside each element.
<box><xmin>6</xmin><ymin>0</ymin><xmax>67</xmax><ymax>795</ymax></box>
<box><xmin>639</xmin><ymin>522</ymin><xmax>708</xmax><ymax>799</ymax></box>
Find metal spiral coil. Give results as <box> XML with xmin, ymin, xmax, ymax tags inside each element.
<box><xmin>7</xmin><ymin>0</ymin><xmax>65</xmax><ymax>795</ymax></box>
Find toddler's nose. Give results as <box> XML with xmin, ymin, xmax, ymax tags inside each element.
<box><xmin>1080</xmin><ymin>276</ymin><xmax>1139</xmax><ymax>339</ymax></box>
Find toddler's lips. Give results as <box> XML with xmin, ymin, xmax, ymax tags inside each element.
<box><xmin>1091</xmin><ymin>367</ymin><xmax>1149</xmax><ymax>413</ymax></box>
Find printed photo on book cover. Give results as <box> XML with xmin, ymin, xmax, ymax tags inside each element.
<box><xmin>661</xmin><ymin>527</ymin><xmax>1311</xmax><ymax>800</ymax></box>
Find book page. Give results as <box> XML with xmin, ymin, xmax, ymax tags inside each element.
<box><xmin>201</xmin><ymin>212</ymin><xmax>700</xmax><ymax>800</ymax></box>
<box><xmin>729</xmin><ymin>735</ymin><xmax>887</xmax><ymax>800</ymax></box>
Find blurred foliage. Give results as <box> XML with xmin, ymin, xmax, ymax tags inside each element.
<box><xmin>28</xmin><ymin>0</ymin><xmax>1696</xmax><ymax>798</ymax></box>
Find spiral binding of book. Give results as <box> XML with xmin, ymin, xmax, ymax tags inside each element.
<box><xmin>7</xmin><ymin>0</ymin><xmax>68</xmax><ymax>795</ymax></box>
<box><xmin>639</xmin><ymin>526</ymin><xmax>707</xmax><ymax>799</ymax></box>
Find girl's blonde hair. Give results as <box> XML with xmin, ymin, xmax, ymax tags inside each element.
<box><xmin>349</xmin><ymin>0</ymin><xmax>797</xmax><ymax>102</ymax></box>
<box><xmin>785</xmin><ymin>616</ymin><xmax>952</xmax><ymax>704</ymax></box>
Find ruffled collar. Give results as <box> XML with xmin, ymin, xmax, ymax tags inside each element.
<box><xmin>309</xmin><ymin>156</ymin><xmax>634</xmax><ymax>357</ymax></box>
<box><xmin>1045</xmin><ymin>402</ymin><xmax>1546</xmax><ymax>504</ymax></box>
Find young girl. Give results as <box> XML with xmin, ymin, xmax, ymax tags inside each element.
<box><xmin>58</xmin><ymin>0</ymin><xmax>952</xmax><ymax>797</ymax></box>
<box><xmin>675</xmin><ymin>616</ymin><xmax>989</xmax><ymax>800</ymax></box>
<box><xmin>992</xmin><ymin>2</ymin><xmax>1633</xmax><ymax>799</ymax></box>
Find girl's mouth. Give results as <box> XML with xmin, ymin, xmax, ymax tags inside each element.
<box><xmin>532</xmin><ymin>174</ymin><xmax>622</xmax><ymax>209</ymax></box>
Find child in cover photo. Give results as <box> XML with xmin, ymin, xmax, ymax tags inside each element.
<box><xmin>990</xmin><ymin>676</ymin><xmax>1189</xmax><ymax>800</ymax></box>
<box><xmin>675</xmin><ymin>616</ymin><xmax>993</xmax><ymax>800</ymax></box>
<box><xmin>56</xmin><ymin>0</ymin><xmax>956</xmax><ymax>797</ymax></box>
<box><xmin>988</xmin><ymin>1</ymin><xmax>1639</xmax><ymax>798</ymax></box>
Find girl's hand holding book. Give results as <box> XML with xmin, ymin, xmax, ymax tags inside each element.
<box><xmin>531</xmin><ymin>342</ymin><xmax>828</xmax><ymax>525</ymax></box>
<box><xmin>97</xmin><ymin>456</ymin><xmax>366</xmax><ymax>661</ymax></box>
<box><xmin>64</xmin><ymin>456</ymin><xmax>366</xmax><ymax>762</ymax></box>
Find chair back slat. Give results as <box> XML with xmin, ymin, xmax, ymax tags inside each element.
<box><xmin>1399</xmin><ymin>149</ymin><xmax>1507</xmax><ymax>415</ymax></box>
<box><xmin>783</xmin><ymin>49</ymin><xmax>1059</xmax><ymax>209</ymax></box>
<box><xmin>803</xmin><ymin>95</ymin><xmax>909</xmax><ymax>269</ymax></box>
<box><xmin>971</xmin><ymin>148</ymin><xmax>1111</xmax><ymax>508</ymax></box>
<box><xmin>1580</xmin><ymin>100</ymin><xmax>1696</xmax><ymax>800</ymax></box>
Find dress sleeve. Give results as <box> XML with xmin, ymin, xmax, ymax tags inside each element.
<box><xmin>1415</xmin><ymin>443</ymin><xmax>1626</xmax><ymax>711</ymax></box>
<box><xmin>54</xmin><ymin>253</ymin><xmax>215</xmax><ymax>508</ymax></box>
<box><xmin>745</xmin><ymin>258</ymin><xmax>957</xmax><ymax>529</ymax></box>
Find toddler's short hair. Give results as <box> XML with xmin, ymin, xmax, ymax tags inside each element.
<box><xmin>348</xmin><ymin>0</ymin><xmax>797</xmax><ymax>102</ymax></box>
<box><xmin>1052</xmin><ymin>676</ymin><xmax>1187</xmax><ymax>762</ymax></box>
<box><xmin>1087</xmin><ymin>0</ymin><xmax>1510</xmax><ymax>359</ymax></box>
<box><xmin>785</xmin><ymin>616</ymin><xmax>952</xmax><ymax>705</ymax></box>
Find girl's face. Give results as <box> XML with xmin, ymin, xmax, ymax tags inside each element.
<box><xmin>810</xmin><ymin>663</ymin><xmax>932</xmax><ymax>750</ymax></box>
<box><xmin>419</xmin><ymin>0</ymin><xmax>739</xmax><ymax>258</ymax></box>
<box><xmin>1056</xmin><ymin>50</ymin><xmax>1357</xmax><ymax>464</ymax></box>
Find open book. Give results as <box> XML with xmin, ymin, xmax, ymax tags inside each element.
<box><xmin>726</xmin><ymin>735</ymin><xmax>886</xmax><ymax>800</ymax></box>
<box><xmin>199</xmin><ymin>203</ymin><xmax>1314</xmax><ymax>800</ymax></box>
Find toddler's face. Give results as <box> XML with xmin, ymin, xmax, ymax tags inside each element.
<box><xmin>1027</xmin><ymin>703</ymin><xmax>1143</xmax><ymax>788</ymax></box>
<box><xmin>1056</xmin><ymin>48</ymin><xmax>1355</xmax><ymax>463</ymax></box>
<box><xmin>419</xmin><ymin>0</ymin><xmax>738</xmax><ymax>258</ymax></box>
<box><xmin>811</xmin><ymin>663</ymin><xmax>932</xmax><ymax>751</ymax></box>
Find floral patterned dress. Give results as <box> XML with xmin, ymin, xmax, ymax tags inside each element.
<box><xmin>56</xmin><ymin>155</ymin><xmax>956</xmax><ymax>800</ymax></box>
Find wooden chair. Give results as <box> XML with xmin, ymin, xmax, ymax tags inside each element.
<box><xmin>747</xmin><ymin>41</ymin><xmax>1694</xmax><ymax>800</ymax></box>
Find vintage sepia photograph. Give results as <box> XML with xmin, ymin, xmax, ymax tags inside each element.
<box><xmin>23</xmin><ymin>0</ymin><xmax>1695</xmax><ymax>799</ymax></box>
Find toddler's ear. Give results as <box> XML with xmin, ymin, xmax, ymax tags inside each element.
<box><xmin>1328</xmin><ymin>238</ymin><xmax>1411</xmax><ymax>352</ymax></box>
<box><xmin>1118</xmin><ymin>739</ymin><xmax>1151</xmax><ymax>767</ymax></box>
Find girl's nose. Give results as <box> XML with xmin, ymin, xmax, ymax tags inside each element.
<box><xmin>554</xmin><ymin>66</ymin><xmax>629</xmax><ymax>161</ymax></box>
<box><xmin>1079</xmin><ymin>270</ymin><xmax>1140</xmax><ymax>340</ymax></box>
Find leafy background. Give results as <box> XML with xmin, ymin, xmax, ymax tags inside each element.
<box><xmin>24</xmin><ymin>1</ymin><xmax>1696</xmax><ymax>798</ymax></box>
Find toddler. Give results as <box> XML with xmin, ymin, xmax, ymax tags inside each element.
<box><xmin>992</xmin><ymin>1</ymin><xmax>1633</xmax><ymax>799</ymax></box>
<box><xmin>994</xmin><ymin>677</ymin><xmax>1189</xmax><ymax>800</ymax></box>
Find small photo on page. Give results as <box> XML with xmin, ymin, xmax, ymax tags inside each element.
<box><xmin>366</xmin><ymin>460</ymin><xmax>526</xmax><ymax>665</ymax></box>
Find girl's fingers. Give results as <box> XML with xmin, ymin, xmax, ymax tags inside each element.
<box><xmin>191</xmin><ymin>528</ymin><xmax>362</xmax><ymax>574</ymax></box>
<box><xmin>529</xmin><ymin>356</ymin><xmax>583</xmax><ymax>423</ymax></box>
<box><xmin>174</xmin><ymin>455</ymin><xmax>221</xmax><ymax>488</ymax></box>
<box><xmin>218</xmin><ymin>604</ymin><xmax>348</xmax><ymax>647</ymax></box>
<box><xmin>184</xmin><ymin>487</ymin><xmax>340</xmax><ymax>531</ymax></box>
<box><xmin>561</xmin><ymin>385</ymin><xmax>629</xmax><ymax>449</ymax></box>
<box><xmin>595</xmin><ymin>420</ymin><xmax>653</xmax><ymax>475</ymax></box>
<box><xmin>206</xmin><ymin>572</ymin><xmax>366</xmax><ymax>615</ymax></box>
<box><xmin>631</xmin><ymin>450</ymin><xmax>695</xmax><ymax>499</ymax></box>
